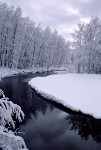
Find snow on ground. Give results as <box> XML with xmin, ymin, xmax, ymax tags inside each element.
<box><xmin>0</xmin><ymin>67</ymin><xmax>65</xmax><ymax>81</ymax></box>
<box><xmin>0</xmin><ymin>68</ymin><xmax>19</xmax><ymax>80</ymax></box>
<box><xmin>0</xmin><ymin>67</ymin><xmax>47</xmax><ymax>81</ymax></box>
<box><xmin>29</xmin><ymin>73</ymin><xmax>101</xmax><ymax>119</ymax></box>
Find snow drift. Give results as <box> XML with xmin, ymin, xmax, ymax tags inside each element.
<box><xmin>29</xmin><ymin>74</ymin><xmax>101</xmax><ymax>119</ymax></box>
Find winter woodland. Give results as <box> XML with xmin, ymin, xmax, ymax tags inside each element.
<box><xmin>1</xmin><ymin>1</ymin><xmax>101</xmax><ymax>150</ymax></box>
<box><xmin>0</xmin><ymin>3</ymin><xmax>69</xmax><ymax>69</ymax></box>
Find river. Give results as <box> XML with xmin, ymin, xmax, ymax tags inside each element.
<box><xmin>0</xmin><ymin>72</ymin><xmax>101</xmax><ymax>150</ymax></box>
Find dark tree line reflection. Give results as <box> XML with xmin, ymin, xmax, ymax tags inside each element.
<box><xmin>66</xmin><ymin>114</ymin><xmax>101</xmax><ymax>143</ymax></box>
<box><xmin>0</xmin><ymin>73</ymin><xmax>101</xmax><ymax>144</ymax></box>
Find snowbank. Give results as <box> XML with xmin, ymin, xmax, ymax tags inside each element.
<box><xmin>29</xmin><ymin>74</ymin><xmax>101</xmax><ymax>119</ymax></box>
<box><xmin>0</xmin><ymin>67</ymin><xmax>45</xmax><ymax>81</ymax></box>
<box><xmin>0</xmin><ymin>68</ymin><xmax>18</xmax><ymax>80</ymax></box>
<box><xmin>0</xmin><ymin>67</ymin><xmax>65</xmax><ymax>81</ymax></box>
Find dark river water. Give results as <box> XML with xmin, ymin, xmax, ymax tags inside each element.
<box><xmin>0</xmin><ymin>72</ymin><xmax>101</xmax><ymax>150</ymax></box>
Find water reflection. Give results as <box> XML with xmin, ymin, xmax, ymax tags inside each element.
<box><xmin>66</xmin><ymin>114</ymin><xmax>101</xmax><ymax>143</ymax></box>
<box><xmin>30</xmin><ymin>90</ymin><xmax>101</xmax><ymax>144</ymax></box>
<box><xmin>0</xmin><ymin>73</ymin><xmax>54</xmax><ymax>122</ymax></box>
<box><xmin>35</xmin><ymin>91</ymin><xmax>101</xmax><ymax>144</ymax></box>
<box><xmin>0</xmin><ymin>73</ymin><xmax>101</xmax><ymax>150</ymax></box>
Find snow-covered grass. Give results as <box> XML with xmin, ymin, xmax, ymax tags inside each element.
<box><xmin>29</xmin><ymin>73</ymin><xmax>101</xmax><ymax>119</ymax></box>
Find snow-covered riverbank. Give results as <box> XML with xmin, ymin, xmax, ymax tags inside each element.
<box><xmin>29</xmin><ymin>73</ymin><xmax>101</xmax><ymax>119</ymax></box>
<box><xmin>0</xmin><ymin>68</ymin><xmax>20</xmax><ymax>80</ymax></box>
<box><xmin>0</xmin><ymin>67</ymin><xmax>37</xmax><ymax>80</ymax></box>
<box><xmin>0</xmin><ymin>67</ymin><xmax>66</xmax><ymax>81</ymax></box>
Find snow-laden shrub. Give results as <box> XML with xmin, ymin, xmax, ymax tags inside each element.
<box><xmin>0</xmin><ymin>126</ymin><xmax>28</xmax><ymax>150</ymax></box>
<box><xmin>0</xmin><ymin>98</ymin><xmax>24</xmax><ymax>128</ymax></box>
<box><xmin>0</xmin><ymin>89</ymin><xmax>28</xmax><ymax>150</ymax></box>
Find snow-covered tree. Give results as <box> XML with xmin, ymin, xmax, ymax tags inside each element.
<box><xmin>0</xmin><ymin>2</ymin><xmax>70</xmax><ymax>70</ymax></box>
<box><xmin>72</xmin><ymin>16</ymin><xmax>101</xmax><ymax>74</ymax></box>
<box><xmin>0</xmin><ymin>89</ymin><xmax>28</xmax><ymax>150</ymax></box>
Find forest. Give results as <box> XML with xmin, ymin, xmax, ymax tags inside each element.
<box><xmin>72</xmin><ymin>17</ymin><xmax>101</xmax><ymax>74</ymax></box>
<box><xmin>0</xmin><ymin>3</ymin><xmax>69</xmax><ymax>69</ymax></box>
<box><xmin>1</xmin><ymin>1</ymin><xmax>101</xmax><ymax>150</ymax></box>
<box><xmin>0</xmin><ymin>3</ymin><xmax>101</xmax><ymax>74</ymax></box>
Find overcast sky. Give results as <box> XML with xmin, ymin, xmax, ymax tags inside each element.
<box><xmin>1</xmin><ymin>0</ymin><xmax>101</xmax><ymax>40</ymax></box>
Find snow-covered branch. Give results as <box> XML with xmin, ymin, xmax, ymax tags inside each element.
<box><xmin>0</xmin><ymin>89</ymin><xmax>28</xmax><ymax>150</ymax></box>
<box><xmin>0</xmin><ymin>126</ymin><xmax>28</xmax><ymax>150</ymax></box>
<box><xmin>0</xmin><ymin>98</ymin><xmax>24</xmax><ymax>128</ymax></box>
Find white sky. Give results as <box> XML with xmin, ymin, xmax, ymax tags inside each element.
<box><xmin>1</xmin><ymin>0</ymin><xmax>101</xmax><ymax>40</ymax></box>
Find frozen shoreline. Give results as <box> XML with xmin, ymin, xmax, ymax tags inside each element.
<box><xmin>29</xmin><ymin>73</ymin><xmax>101</xmax><ymax>119</ymax></box>
<box><xmin>0</xmin><ymin>67</ymin><xmax>36</xmax><ymax>81</ymax></box>
<box><xmin>0</xmin><ymin>67</ymin><xmax>66</xmax><ymax>81</ymax></box>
